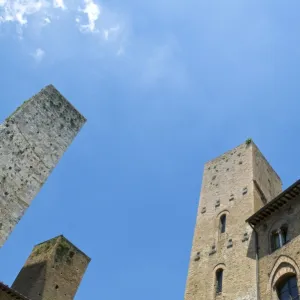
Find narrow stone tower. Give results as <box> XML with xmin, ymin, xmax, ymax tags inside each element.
<box><xmin>12</xmin><ymin>235</ymin><xmax>90</xmax><ymax>300</ymax></box>
<box><xmin>0</xmin><ymin>85</ymin><xmax>86</xmax><ymax>248</ymax></box>
<box><xmin>184</xmin><ymin>141</ymin><xmax>282</xmax><ymax>300</ymax></box>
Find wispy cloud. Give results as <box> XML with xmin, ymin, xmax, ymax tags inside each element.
<box><xmin>0</xmin><ymin>0</ymin><xmax>122</xmax><ymax>39</ymax></box>
<box><xmin>0</xmin><ymin>0</ymin><xmax>46</xmax><ymax>25</ymax></box>
<box><xmin>78</xmin><ymin>0</ymin><xmax>100</xmax><ymax>32</ymax></box>
<box><xmin>103</xmin><ymin>25</ymin><xmax>119</xmax><ymax>40</ymax></box>
<box><xmin>53</xmin><ymin>0</ymin><xmax>66</xmax><ymax>10</ymax></box>
<box><xmin>0</xmin><ymin>0</ymin><xmax>188</xmax><ymax>91</ymax></box>
<box><xmin>32</xmin><ymin>47</ymin><xmax>45</xmax><ymax>62</ymax></box>
<box><xmin>138</xmin><ymin>40</ymin><xmax>189</xmax><ymax>89</ymax></box>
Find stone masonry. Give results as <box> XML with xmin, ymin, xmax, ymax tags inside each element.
<box><xmin>184</xmin><ymin>141</ymin><xmax>282</xmax><ymax>300</ymax></box>
<box><xmin>12</xmin><ymin>235</ymin><xmax>91</xmax><ymax>300</ymax></box>
<box><xmin>247</xmin><ymin>180</ymin><xmax>300</xmax><ymax>300</ymax></box>
<box><xmin>0</xmin><ymin>85</ymin><xmax>89</xmax><ymax>300</ymax></box>
<box><xmin>0</xmin><ymin>85</ymin><xmax>86</xmax><ymax>248</ymax></box>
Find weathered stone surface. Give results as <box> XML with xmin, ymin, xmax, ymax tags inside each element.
<box><xmin>255</xmin><ymin>194</ymin><xmax>300</xmax><ymax>300</ymax></box>
<box><xmin>12</xmin><ymin>235</ymin><xmax>90</xmax><ymax>300</ymax></box>
<box><xmin>184</xmin><ymin>141</ymin><xmax>282</xmax><ymax>300</ymax></box>
<box><xmin>0</xmin><ymin>85</ymin><xmax>86</xmax><ymax>247</ymax></box>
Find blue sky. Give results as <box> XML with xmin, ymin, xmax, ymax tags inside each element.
<box><xmin>0</xmin><ymin>0</ymin><xmax>300</xmax><ymax>299</ymax></box>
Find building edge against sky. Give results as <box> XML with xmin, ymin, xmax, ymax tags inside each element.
<box><xmin>0</xmin><ymin>85</ymin><xmax>90</xmax><ymax>300</ymax></box>
<box><xmin>184</xmin><ymin>140</ymin><xmax>300</xmax><ymax>300</ymax></box>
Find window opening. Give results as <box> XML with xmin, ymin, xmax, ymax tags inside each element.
<box><xmin>271</xmin><ymin>225</ymin><xmax>288</xmax><ymax>252</ymax></box>
<box><xmin>220</xmin><ymin>215</ymin><xmax>226</xmax><ymax>234</ymax></box>
<box><xmin>216</xmin><ymin>269</ymin><xmax>223</xmax><ymax>294</ymax></box>
<box><xmin>276</xmin><ymin>275</ymin><xmax>299</xmax><ymax>300</ymax></box>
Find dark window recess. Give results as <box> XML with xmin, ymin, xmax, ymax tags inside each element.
<box><xmin>271</xmin><ymin>225</ymin><xmax>288</xmax><ymax>252</ymax></box>
<box><xmin>220</xmin><ymin>215</ymin><xmax>226</xmax><ymax>234</ymax></box>
<box><xmin>227</xmin><ymin>239</ymin><xmax>233</xmax><ymax>248</ymax></box>
<box><xmin>276</xmin><ymin>275</ymin><xmax>299</xmax><ymax>300</ymax></box>
<box><xmin>216</xmin><ymin>269</ymin><xmax>223</xmax><ymax>294</ymax></box>
<box><xmin>194</xmin><ymin>252</ymin><xmax>200</xmax><ymax>261</ymax></box>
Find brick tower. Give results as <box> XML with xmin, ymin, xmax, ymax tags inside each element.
<box><xmin>0</xmin><ymin>85</ymin><xmax>86</xmax><ymax>248</ymax></box>
<box><xmin>12</xmin><ymin>235</ymin><xmax>90</xmax><ymax>300</ymax></box>
<box><xmin>184</xmin><ymin>141</ymin><xmax>282</xmax><ymax>300</ymax></box>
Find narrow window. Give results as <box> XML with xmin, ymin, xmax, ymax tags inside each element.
<box><xmin>220</xmin><ymin>215</ymin><xmax>226</xmax><ymax>234</ymax></box>
<box><xmin>271</xmin><ymin>231</ymin><xmax>281</xmax><ymax>251</ymax></box>
<box><xmin>276</xmin><ymin>275</ymin><xmax>299</xmax><ymax>300</ymax></box>
<box><xmin>215</xmin><ymin>269</ymin><xmax>223</xmax><ymax>294</ymax></box>
<box><xmin>271</xmin><ymin>225</ymin><xmax>288</xmax><ymax>252</ymax></box>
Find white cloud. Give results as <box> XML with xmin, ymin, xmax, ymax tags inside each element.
<box><xmin>0</xmin><ymin>0</ymin><xmax>127</xmax><ymax>59</ymax></box>
<box><xmin>103</xmin><ymin>25</ymin><xmax>119</xmax><ymax>40</ymax></box>
<box><xmin>32</xmin><ymin>47</ymin><xmax>45</xmax><ymax>62</ymax></box>
<box><xmin>79</xmin><ymin>0</ymin><xmax>100</xmax><ymax>32</ymax></box>
<box><xmin>53</xmin><ymin>0</ymin><xmax>65</xmax><ymax>10</ymax></box>
<box><xmin>0</xmin><ymin>0</ymin><xmax>45</xmax><ymax>25</ymax></box>
<box><xmin>43</xmin><ymin>16</ymin><xmax>51</xmax><ymax>24</ymax></box>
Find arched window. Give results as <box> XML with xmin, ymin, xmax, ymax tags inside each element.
<box><xmin>276</xmin><ymin>275</ymin><xmax>299</xmax><ymax>300</ymax></box>
<box><xmin>215</xmin><ymin>269</ymin><xmax>223</xmax><ymax>294</ymax></box>
<box><xmin>271</xmin><ymin>224</ymin><xmax>288</xmax><ymax>252</ymax></box>
<box><xmin>220</xmin><ymin>214</ymin><xmax>226</xmax><ymax>234</ymax></box>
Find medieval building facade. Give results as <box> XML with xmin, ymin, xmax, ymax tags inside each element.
<box><xmin>184</xmin><ymin>141</ymin><xmax>300</xmax><ymax>300</ymax></box>
<box><xmin>1</xmin><ymin>85</ymin><xmax>299</xmax><ymax>300</ymax></box>
<box><xmin>0</xmin><ymin>85</ymin><xmax>89</xmax><ymax>300</ymax></box>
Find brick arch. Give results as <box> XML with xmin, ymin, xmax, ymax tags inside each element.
<box><xmin>267</xmin><ymin>255</ymin><xmax>300</xmax><ymax>298</ymax></box>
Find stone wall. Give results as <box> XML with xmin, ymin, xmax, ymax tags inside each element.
<box><xmin>0</xmin><ymin>85</ymin><xmax>86</xmax><ymax>247</ymax></box>
<box><xmin>12</xmin><ymin>235</ymin><xmax>90</xmax><ymax>300</ymax></box>
<box><xmin>256</xmin><ymin>194</ymin><xmax>300</xmax><ymax>300</ymax></box>
<box><xmin>184</xmin><ymin>141</ymin><xmax>282</xmax><ymax>300</ymax></box>
<box><xmin>0</xmin><ymin>282</ymin><xmax>29</xmax><ymax>300</ymax></box>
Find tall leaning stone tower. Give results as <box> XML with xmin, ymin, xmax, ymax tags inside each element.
<box><xmin>0</xmin><ymin>85</ymin><xmax>86</xmax><ymax>248</ymax></box>
<box><xmin>184</xmin><ymin>141</ymin><xmax>282</xmax><ymax>300</ymax></box>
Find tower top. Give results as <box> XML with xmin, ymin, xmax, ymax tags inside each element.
<box><xmin>204</xmin><ymin>139</ymin><xmax>281</xmax><ymax>182</ymax></box>
<box><xmin>34</xmin><ymin>235</ymin><xmax>91</xmax><ymax>262</ymax></box>
<box><xmin>12</xmin><ymin>234</ymin><xmax>90</xmax><ymax>300</ymax></box>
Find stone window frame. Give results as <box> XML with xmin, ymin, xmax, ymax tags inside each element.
<box><xmin>213</xmin><ymin>263</ymin><xmax>226</xmax><ymax>298</ymax></box>
<box><xmin>216</xmin><ymin>210</ymin><xmax>229</xmax><ymax>241</ymax></box>
<box><xmin>267</xmin><ymin>256</ymin><xmax>300</xmax><ymax>300</ymax></box>
<box><xmin>270</xmin><ymin>225</ymin><xmax>288</xmax><ymax>252</ymax></box>
<box><xmin>268</xmin><ymin>219</ymin><xmax>290</xmax><ymax>254</ymax></box>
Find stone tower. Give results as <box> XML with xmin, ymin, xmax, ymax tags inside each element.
<box><xmin>184</xmin><ymin>141</ymin><xmax>282</xmax><ymax>300</ymax></box>
<box><xmin>12</xmin><ymin>235</ymin><xmax>90</xmax><ymax>300</ymax></box>
<box><xmin>0</xmin><ymin>85</ymin><xmax>86</xmax><ymax>248</ymax></box>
